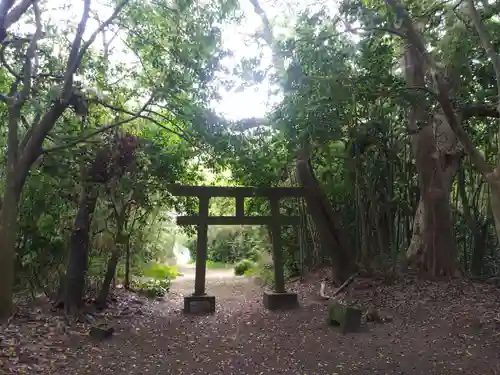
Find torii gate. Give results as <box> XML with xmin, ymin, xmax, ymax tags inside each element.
<box><xmin>168</xmin><ymin>184</ymin><xmax>306</xmax><ymax>314</ymax></box>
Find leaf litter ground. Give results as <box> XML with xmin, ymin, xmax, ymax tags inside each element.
<box><xmin>2</xmin><ymin>267</ymin><xmax>500</xmax><ymax>375</ymax></box>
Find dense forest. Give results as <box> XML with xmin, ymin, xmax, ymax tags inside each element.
<box><xmin>1</xmin><ymin>0</ymin><xmax>500</xmax><ymax>326</ymax></box>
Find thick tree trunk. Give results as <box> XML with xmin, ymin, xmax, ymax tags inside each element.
<box><xmin>416</xmin><ymin>127</ymin><xmax>459</xmax><ymax>276</ymax></box>
<box><xmin>64</xmin><ymin>183</ymin><xmax>99</xmax><ymax>313</ymax></box>
<box><xmin>403</xmin><ymin>41</ymin><xmax>460</xmax><ymax>277</ymax></box>
<box><xmin>490</xmin><ymin>181</ymin><xmax>500</xmax><ymax>246</ymax></box>
<box><xmin>407</xmin><ymin>151</ymin><xmax>462</xmax><ymax>266</ymax></box>
<box><xmin>0</xmin><ymin>172</ymin><xmax>22</xmax><ymax>319</ymax></box>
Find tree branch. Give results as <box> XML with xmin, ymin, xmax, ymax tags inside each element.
<box><xmin>248</xmin><ymin>0</ymin><xmax>285</xmax><ymax>74</ymax></box>
<box><xmin>463</xmin><ymin>103</ymin><xmax>500</xmax><ymax>119</ymax></box>
<box><xmin>384</xmin><ymin>0</ymin><xmax>493</xmax><ymax>177</ymax></box>
<box><xmin>61</xmin><ymin>0</ymin><xmax>91</xmax><ymax>100</ymax></box>
<box><xmin>43</xmin><ymin>95</ymin><xmax>154</xmax><ymax>153</ymax></box>
<box><xmin>17</xmin><ymin>0</ymin><xmax>129</xmax><ymax>179</ymax></box>
<box><xmin>4</xmin><ymin>0</ymin><xmax>32</xmax><ymax>27</ymax></box>
<box><xmin>92</xmin><ymin>99</ymin><xmax>198</xmax><ymax>144</ymax></box>
<box><xmin>66</xmin><ymin>0</ymin><xmax>129</xmax><ymax>99</ymax></box>
<box><xmin>18</xmin><ymin>0</ymin><xmax>41</xmax><ymax>105</ymax></box>
<box><xmin>466</xmin><ymin>0</ymin><xmax>500</xmax><ymax>114</ymax></box>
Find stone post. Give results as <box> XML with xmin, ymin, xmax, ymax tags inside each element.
<box><xmin>270</xmin><ymin>197</ymin><xmax>285</xmax><ymax>293</ymax></box>
<box><xmin>194</xmin><ymin>195</ymin><xmax>209</xmax><ymax>296</ymax></box>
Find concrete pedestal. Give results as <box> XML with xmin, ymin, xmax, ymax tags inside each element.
<box><xmin>183</xmin><ymin>295</ymin><xmax>216</xmax><ymax>314</ymax></box>
<box><xmin>263</xmin><ymin>291</ymin><xmax>299</xmax><ymax>310</ymax></box>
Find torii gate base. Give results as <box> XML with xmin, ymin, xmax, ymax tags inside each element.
<box><xmin>263</xmin><ymin>291</ymin><xmax>299</xmax><ymax>310</ymax></box>
<box><xmin>183</xmin><ymin>294</ymin><xmax>216</xmax><ymax>314</ymax></box>
<box><xmin>169</xmin><ymin>185</ymin><xmax>303</xmax><ymax>314</ymax></box>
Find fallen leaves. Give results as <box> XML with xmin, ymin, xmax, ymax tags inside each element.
<box><xmin>2</xmin><ymin>270</ymin><xmax>500</xmax><ymax>374</ymax></box>
<box><xmin>0</xmin><ymin>291</ymin><xmax>154</xmax><ymax>374</ymax></box>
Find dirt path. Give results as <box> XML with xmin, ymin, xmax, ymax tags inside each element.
<box><xmin>54</xmin><ymin>270</ymin><xmax>500</xmax><ymax>375</ymax></box>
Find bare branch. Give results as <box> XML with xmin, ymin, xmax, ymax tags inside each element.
<box><xmin>4</xmin><ymin>0</ymin><xmax>33</xmax><ymax>29</ymax></box>
<box><xmin>248</xmin><ymin>0</ymin><xmax>285</xmax><ymax>73</ymax></box>
<box><xmin>61</xmin><ymin>0</ymin><xmax>91</xmax><ymax>100</ymax></box>
<box><xmin>18</xmin><ymin>0</ymin><xmax>41</xmax><ymax>105</ymax></box>
<box><xmin>63</xmin><ymin>0</ymin><xmax>129</xmax><ymax>100</ymax></box>
<box><xmin>0</xmin><ymin>0</ymin><xmax>15</xmax><ymax>39</ymax></box>
<box><xmin>319</xmin><ymin>273</ymin><xmax>357</xmax><ymax>300</ymax></box>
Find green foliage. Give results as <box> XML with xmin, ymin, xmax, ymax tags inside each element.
<box><xmin>234</xmin><ymin>259</ymin><xmax>255</xmax><ymax>276</ymax></box>
<box><xmin>6</xmin><ymin>0</ymin><xmax>500</xmax><ymax>315</ymax></box>
<box><xmin>206</xmin><ymin>261</ymin><xmax>232</xmax><ymax>269</ymax></box>
<box><xmin>134</xmin><ymin>279</ymin><xmax>171</xmax><ymax>298</ymax></box>
<box><xmin>141</xmin><ymin>263</ymin><xmax>180</xmax><ymax>280</ymax></box>
<box><xmin>186</xmin><ymin>225</ymin><xmax>268</xmax><ymax>265</ymax></box>
<box><xmin>243</xmin><ymin>263</ymin><xmax>275</xmax><ymax>285</ymax></box>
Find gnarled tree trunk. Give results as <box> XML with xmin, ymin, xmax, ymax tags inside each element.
<box><xmin>402</xmin><ymin>41</ymin><xmax>460</xmax><ymax>276</ymax></box>
<box><xmin>407</xmin><ymin>115</ymin><xmax>463</xmax><ymax>267</ymax></box>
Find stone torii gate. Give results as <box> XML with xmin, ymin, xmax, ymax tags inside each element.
<box><xmin>168</xmin><ymin>184</ymin><xmax>306</xmax><ymax>314</ymax></box>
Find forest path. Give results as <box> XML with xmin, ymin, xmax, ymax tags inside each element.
<box><xmin>54</xmin><ymin>270</ymin><xmax>500</xmax><ymax>375</ymax></box>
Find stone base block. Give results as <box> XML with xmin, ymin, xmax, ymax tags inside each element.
<box><xmin>328</xmin><ymin>303</ymin><xmax>362</xmax><ymax>334</ymax></box>
<box><xmin>183</xmin><ymin>294</ymin><xmax>216</xmax><ymax>314</ymax></box>
<box><xmin>263</xmin><ymin>291</ymin><xmax>299</xmax><ymax>310</ymax></box>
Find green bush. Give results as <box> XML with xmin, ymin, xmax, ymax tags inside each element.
<box><xmin>142</xmin><ymin>263</ymin><xmax>180</xmax><ymax>280</ymax></box>
<box><xmin>234</xmin><ymin>259</ymin><xmax>255</xmax><ymax>276</ymax></box>
<box><xmin>134</xmin><ymin>279</ymin><xmax>171</xmax><ymax>298</ymax></box>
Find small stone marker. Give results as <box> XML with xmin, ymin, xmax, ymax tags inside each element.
<box><xmin>328</xmin><ymin>303</ymin><xmax>362</xmax><ymax>334</ymax></box>
<box><xmin>90</xmin><ymin>324</ymin><xmax>114</xmax><ymax>340</ymax></box>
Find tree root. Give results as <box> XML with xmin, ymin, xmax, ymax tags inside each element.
<box><xmin>319</xmin><ymin>273</ymin><xmax>357</xmax><ymax>300</ymax></box>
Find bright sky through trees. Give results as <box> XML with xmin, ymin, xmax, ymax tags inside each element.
<box><xmin>39</xmin><ymin>0</ymin><xmax>342</xmax><ymax>120</ymax></box>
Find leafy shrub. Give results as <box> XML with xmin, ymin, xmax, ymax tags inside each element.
<box><xmin>234</xmin><ymin>259</ymin><xmax>255</xmax><ymax>276</ymax></box>
<box><xmin>142</xmin><ymin>263</ymin><xmax>180</xmax><ymax>280</ymax></box>
<box><xmin>135</xmin><ymin>279</ymin><xmax>171</xmax><ymax>298</ymax></box>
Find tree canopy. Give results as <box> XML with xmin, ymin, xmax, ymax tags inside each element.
<box><xmin>1</xmin><ymin>0</ymin><xmax>500</xmax><ymax>320</ymax></box>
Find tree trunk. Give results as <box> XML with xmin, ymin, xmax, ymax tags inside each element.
<box><xmin>471</xmin><ymin>221</ymin><xmax>489</xmax><ymax>275</ymax></box>
<box><xmin>95</xmin><ymin>248</ymin><xmax>120</xmax><ymax>308</ymax></box>
<box><xmin>295</xmin><ymin>153</ymin><xmax>355</xmax><ymax>285</ymax></box>
<box><xmin>417</xmin><ymin>128</ymin><xmax>459</xmax><ymax>276</ymax></box>
<box><xmin>0</xmin><ymin>171</ymin><xmax>22</xmax><ymax>319</ymax></box>
<box><xmin>95</xmin><ymin>228</ymin><xmax>127</xmax><ymax>308</ymax></box>
<box><xmin>402</xmin><ymin>41</ymin><xmax>460</xmax><ymax>277</ymax></box>
<box><xmin>64</xmin><ymin>183</ymin><xmax>99</xmax><ymax>313</ymax></box>
<box><xmin>407</xmin><ymin>152</ymin><xmax>462</xmax><ymax>266</ymax></box>
<box><xmin>124</xmin><ymin>237</ymin><xmax>131</xmax><ymax>289</ymax></box>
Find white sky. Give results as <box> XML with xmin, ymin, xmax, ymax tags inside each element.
<box><xmin>35</xmin><ymin>0</ymin><xmax>278</xmax><ymax>120</ymax></box>
<box><xmin>38</xmin><ymin>0</ymin><xmax>341</xmax><ymax>120</ymax></box>
<box><xmin>11</xmin><ymin>0</ymin><xmax>344</xmax><ymax>122</ymax></box>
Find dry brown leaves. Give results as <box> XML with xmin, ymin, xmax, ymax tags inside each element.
<box><xmin>0</xmin><ymin>291</ymin><xmax>155</xmax><ymax>374</ymax></box>
<box><xmin>3</xmin><ymin>271</ymin><xmax>500</xmax><ymax>375</ymax></box>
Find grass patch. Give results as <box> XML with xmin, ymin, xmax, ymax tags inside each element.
<box><xmin>206</xmin><ymin>261</ymin><xmax>232</xmax><ymax>269</ymax></box>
